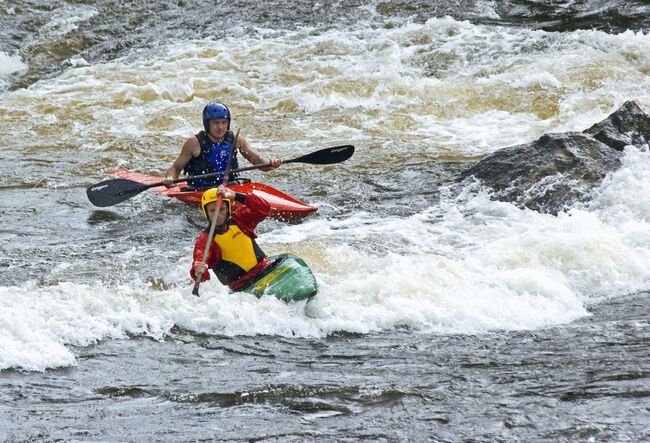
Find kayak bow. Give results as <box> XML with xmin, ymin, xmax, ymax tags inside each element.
<box><xmin>239</xmin><ymin>253</ymin><xmax>318</xmax><ymax>302</ymax></box>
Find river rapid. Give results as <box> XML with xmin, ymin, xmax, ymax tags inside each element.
<box><xmin>1</xmin><ymin>1</ymin><xmax>650</xmax><ymax>441</ymax></box>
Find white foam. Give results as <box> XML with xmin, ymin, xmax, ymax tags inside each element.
<box><xmin>474</xmin><ymin>0</ymin><xmax>501</xmax><ymax>20</ymax></box>
<box><xmin>0</xmin><ymin>51</ymin><xmax>27</xmax><ymax>83</ymax></box>
<box><xmin>8</xmin><ymin>16</ymin><xmax>648</xmax><ymax>158</ymax></box>
<box><xmin>40</xmin><ymin>5</ymin><xmax>98</xmax><ymax>37</ymax></box>
<box><xmin>3</xmin><ymin>147</ymin><xmax>650</xmax><ymax>371</ymax></box>
<box><xmin>508</xmin><ymin>72</ymin><xmax>562</xmax><ymax>89</ymax></box>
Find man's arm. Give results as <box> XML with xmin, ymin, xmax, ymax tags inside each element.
<box><xmin>237</xmin><ymin>135</ymin><xmax>282</xmax><ymax>171</ymax></box>
<box><xmin>163</xmin><ymin>137</ymin><xmax>200</xmax><ymax>187</ymax></box>
<box><xmin>190</xmin><ymin>231</ymin><xmax>213</xmax><ymax>282</ymax></box>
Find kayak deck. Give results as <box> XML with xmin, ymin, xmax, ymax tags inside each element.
<box><xmin>108</xmin><ymin>168</ymin><xmax>317</xmax><ymax>221</ymax></box>
<box><xmin>239</xmin><ymin>253</ymin><xmax>318</xmax><ymax>302</ymax></box>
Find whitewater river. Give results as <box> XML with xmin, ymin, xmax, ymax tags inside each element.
<box><xmin>1</xmin><ymin>1</ymin><xmax>650</xmax><ymax>441</ymax></box>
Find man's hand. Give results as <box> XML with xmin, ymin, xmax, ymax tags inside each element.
<box><xmin>258</xmin><ymin>157</ymin><xmax>283</xmax><ymax>171</ymax></box>
<box><xmin>268</xmin><ymin>158</ymin><xmax>283</xmax><ymax>169</ymax></box>
<box><xmin>217</xmin><ymin>185</ymin><xmax>235</xmax><ymax>200</ymax></box>
<box><xmin>193</xmin><ymin>261</ymin><xmax>208</xmax><ymax>275</ymax></box>
<box><xmin>162</xmin><ymin>176</ymin><xmax>175</xmax><ymax>188</ymax></box>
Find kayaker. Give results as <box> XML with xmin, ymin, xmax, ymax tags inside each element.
<box><xmin>162</xmin><ymin>102</ymin><xmax>282</xmax><ymax>189</ymax></box>
<box><xmin>190</xmin><ymin>185</ymin><xmax>273</xmax><ymax>291</ymax></box>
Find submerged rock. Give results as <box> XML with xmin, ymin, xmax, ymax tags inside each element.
<box><xmin>458</xmin><ymin>101</ymin><xmax>650</xmax><ymax>214</ymax></box>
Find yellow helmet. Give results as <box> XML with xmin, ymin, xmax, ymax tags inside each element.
<box><xmin>201</xmin><ymin>187</ymin><xmax>231</xmax><ymax>220</ymax></box>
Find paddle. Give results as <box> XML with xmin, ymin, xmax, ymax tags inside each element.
<box><xmin>192</xmin><ymin>129</ymin><xmax>241</xmax><ymax>297</ymax></box>
<box><xmin>86</xmin><ymin>144</ymin><xmax>355</xmax><ymax>207</ymax></box>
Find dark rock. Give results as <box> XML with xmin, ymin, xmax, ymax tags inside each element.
<box><xmin>584</xmin><ymin>100</ymin><xmax>650</xmax><ymax>151</ymax></box>
<box><xmin>458</xmin><ymin>101</ymin><xmax>650</xmax><ymax>214</ymax></box>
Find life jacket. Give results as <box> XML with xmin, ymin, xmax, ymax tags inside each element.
<box><xmin>210</xmin><ymin>222</ymin><xmax>266</xmax><ymax>286</ymax></box>
<box><xmin>183</xmin><ymin>130</ymin><xmax>240</xmax><ymax>188</ymax></box>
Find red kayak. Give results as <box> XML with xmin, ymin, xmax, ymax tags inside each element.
<box><xmin>108</xmin><ymin>168</ymin><xmax>317</xmax><ymax>220</ymax></box>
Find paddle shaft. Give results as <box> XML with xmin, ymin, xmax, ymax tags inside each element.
<box><xmin>192</xmin><ymin>129</ymin><xmax>241</xmax><ymax>296</ymax></box>
<box><xmin>86</xmin><ymin>144</ymin><xmax>354</xmax><ymax>207</ymax></box>
<box><xmin>153</xmin><ymin>144</ymin><xmax>354</xmax><ymax>188</ymax></box>
<box><xmin>148</xmin><ymin>163</ymin><xmax>274</xmax><ymax>189</ymax></box>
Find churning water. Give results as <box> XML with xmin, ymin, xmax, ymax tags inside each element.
<box><xmin>1</xmin><ymin>1</ymin><xmax>649</xmax><ymax>441</ymax></box>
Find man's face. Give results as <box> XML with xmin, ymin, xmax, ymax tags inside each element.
<box><xmin>207</xmin><ymin>119</ymin><xmax>228</xmax><ymax>138</ymax></box>
<box><xmin>205</xmin><ymin>200</ymin><xmax>230</xmax><ymax>225</ymax></box>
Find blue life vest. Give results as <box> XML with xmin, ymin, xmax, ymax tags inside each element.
<box><xmin>183</xmin><ymin>130</ymin><xmax>240</xmax><ymax>188</ymax></box>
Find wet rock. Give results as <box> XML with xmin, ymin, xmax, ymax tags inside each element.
<box><xmin>584</xmin><ymin>101</ymin><xmax>650</xmax><ymax>151</ymax></box>
<box><xmin>458</xmin><ymin>101</ymin><xmax>650</xmax><ymax>214</ymax></box>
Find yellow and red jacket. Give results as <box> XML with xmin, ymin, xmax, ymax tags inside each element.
<box><xmin>190</xmin><ymin>192</ymin><xmax>271</xmax><ymax>290</ymax></box>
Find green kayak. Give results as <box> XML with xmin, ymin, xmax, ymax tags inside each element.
<box><xmin>238</xmin><ymin>253</ymin><xmax>318</xmax><ymax>302</ymax></box>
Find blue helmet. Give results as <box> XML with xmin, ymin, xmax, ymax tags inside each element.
<box><xmin>202</xmin><ymin>102</ymin><xmax>231</xmax><ymax>132</ymax></box>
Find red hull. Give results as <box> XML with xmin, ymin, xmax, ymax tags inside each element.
<box><xmin>108</xmin><ymin>169</ymin><xmax>317</xmax><ymax>220</ymax></box>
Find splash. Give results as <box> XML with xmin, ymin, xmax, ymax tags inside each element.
<box><xmin>0</xmin><ymin>51</ymin><xmax>27</xmax><ymax>90</ymax></box>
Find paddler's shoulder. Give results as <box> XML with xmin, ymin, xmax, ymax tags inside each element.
<box><xmin>181</xmin><ymin>134</ymin><xmax>201</xmax><ymax>157</ymax></box>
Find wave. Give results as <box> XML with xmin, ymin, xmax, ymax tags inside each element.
<box><xmin>0</xmin><ymin>51</ymin><xmax>27</xmax><ymax>91</ymax></box>
<box><xmin>3</xmin><ymin>147</ymin><xmax>649</xmax><ymax>372</ymax></box>
<box><xmin>4</xmin><ymin>17</ymin><xmax>650</xmax><ymax>167</ymax></box>
<box><xmin>3</xmin><ymin>0</ymin><xmax>650</xmax><ymax>91</ymax></box>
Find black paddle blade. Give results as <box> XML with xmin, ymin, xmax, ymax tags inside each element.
<box><xmin>86</xmin><ymin>178</ymin><xmax>154</xmax><ymax>207</ymax></box>
<box><xmin>288</xmin><ymin>145</ymin><xmax>355</xmax><ymax>165</ymax></box>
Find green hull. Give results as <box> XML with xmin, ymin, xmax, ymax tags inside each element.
<box><xmin>239</xmin><ymin>253</ymin><xmax>318</xmax><ymax>302</ymax></box>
